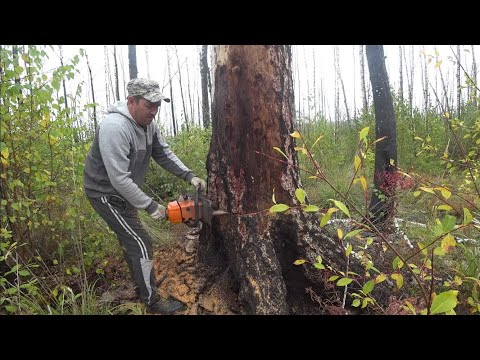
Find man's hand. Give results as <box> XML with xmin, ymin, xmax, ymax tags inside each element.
<box><xmin>150</xmin><ymin>203</ymin><xmax>166</xmax><ymax>220</ymax></box>
<box><xmin>190</xmin><ymin>177</ymin><xmax>207</xmax><ymax>191</ymax></box>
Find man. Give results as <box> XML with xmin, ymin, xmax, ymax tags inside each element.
<box><xmin>84</xmin><ymin>78</ymin><xmax>206</xmax><ymax>314</ymax></box>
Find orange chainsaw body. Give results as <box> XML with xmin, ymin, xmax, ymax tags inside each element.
<box><xmin>166</xmin><ymin>199</ymin><xmax>197</xmax><ymax>224</ymax></box>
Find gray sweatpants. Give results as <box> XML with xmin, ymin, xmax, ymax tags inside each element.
<box><xmin>87</xmin><ymin>195</ymin><xmax>159</xmax><ymax>307</ymax></box>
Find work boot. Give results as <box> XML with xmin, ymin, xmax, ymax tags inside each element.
<box><xmin>146</xmin><ymin>296</ymin><xmax>186</xmax><ymax>315</ymax></box>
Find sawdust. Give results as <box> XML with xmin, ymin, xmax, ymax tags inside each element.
<box><xmin>153</xmin><ymin>224</ymin><xmax>239</xmax><ymax>315</ymax></box>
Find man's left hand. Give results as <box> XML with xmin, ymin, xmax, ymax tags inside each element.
<box><xmin>190</xmin><ymin>177</ymin><xmax>207</xmax><ymax>191</ymax></box>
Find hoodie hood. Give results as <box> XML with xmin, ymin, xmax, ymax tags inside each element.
<box><xmin>108</xmin><ymin>100</ymin><xmax>135</xmax><ymax>123</ymax></box>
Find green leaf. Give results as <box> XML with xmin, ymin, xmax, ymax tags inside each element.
<box><xmin>18</xmin><ymin>270</ymin><xmax>30</xmax><ymax>276</ymax></box>
<box><xmin>295</xmin><ymin>188</ymin><xmax>306</xmax><ymax>204</ymax></box>
<box><xmin>313</xmin><ymin>263</ymin><xmax>325</xmax><ymax>270</ymax></box>
<box><xmin>269</xmin><ymin>204</ymin><xmax>290</xmax><ymax>213</ymax></box>
<box><xmin>337</xmin><ymin>278</ymin><xmax>353</xmax><ymax>286</ymax></box>
<box><xmin>463</xmin><ymin>207</ymin><xmax>473</xmax><ymax>225</ymax></box>
<box><xmin>329</xmin><ymin>199</ymin><xmax>350</xmax><ymax>218</ymax></box>
<box><xmin>352</xmin><ymin>299</ymin><xmax>361</xmax><ymax>307</ymax></box>
<box><xmin>303</xmin><ymin>205</ymin><xmax>319</xmax><ymax>212</ymax></box>
<box><xmin>391</xmin><ymin>273</ymin><xmax>404</xmax><ymax>289</ymax></box>
<box><xmin>273</xmin><ymin>147</ymin><xmax>288</xmax><ymax>160</ymax></box>
<box><xmin>430</xmin><ymin>290</ymin><xmax>458</xmax><ymax>315</ymax></box>
<box><xmin>413</xmin><ymin>191</ymin><xmax>421</xmax><ymax>197</ymax></box>
<box><xmin>344</xmin><ymin>229</ymin><xmax>363</xmax><ymax>239</ymax></box>
<box><xmin>442</xmin><ymin>214</ymin><xmax>456</xmax><ymax>233</ymax></box>
<box><xmin>5</xmin><ymin>305</ymin><xmax>17</xmax><ymax>313</ymax></box>
<box><xmin>359</xmin><ymin>127</ymin><xmax>369</xmax><ymax>141</ymax></box>
<box><xmin>362</xmin><ymin>280</ymin><xmax>375</xmax><ymax>295</ymax></box>
<box><xmin>320</xmin><ymin>212</ymin><xmax>333</xmax><ymax>227</ymax></box>
<box><xmin>345</xmin><ymin>244</ymin><xmax>352</xmax><ymax>257</ymax></box>
<box><xmin>328</xmin><ymin>275</ymin><xmax>339</xmax><ymax>282</ymax></box>
<box><xmin>392</xmin><ymin>256</ymin><xmax>404</xmax><ymax>270</ymax></box>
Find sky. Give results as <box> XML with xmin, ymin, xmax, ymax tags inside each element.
<box><xmin>44</xmin><ymin>45</ymin><xmax>478</xmax><ymax>134</ymax></box>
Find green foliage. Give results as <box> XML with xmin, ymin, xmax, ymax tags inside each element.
<box><xmin>145</xmin><ymin>126</ymin><xmax>210</xmax><ymax>202</ymax></box>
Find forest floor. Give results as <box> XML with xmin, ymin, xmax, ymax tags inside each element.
<box><xmin>102</xmin><ymin>223</ymin><xmax>239</xmax><ymax>315</ymax></box>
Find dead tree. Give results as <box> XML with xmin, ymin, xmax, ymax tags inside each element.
<box><xmin>128</xmin><ymin>45</ymin><xmax>138</xmax><ymax>80</ymax></box>
<box><xmin>366</xmin><ymin>45</ymin><xmax>398</xmax><ymax>228</ymax></box>
<box><xmin>198</xmin><ymin>45</ymin><xmax>364</xmax><ymax>315</ymax></box>
<box><xmin>200</xmin><ymin>45</ymin><xmax>211</xmax><ymax>128</ymax></box>
<box><xmin>359</xmin><ymin>45</ymin><xmax>369</xmax><ymax>114</ymax></box>
<box><xmin>113</xmin><ymin>45</ymin><xmax>120</xmax><ymax>101</ymax></box>
<box><xmin>85</xmin><ymin>52</ymin><xmax>97</xmax><ymax>131</ymax></box>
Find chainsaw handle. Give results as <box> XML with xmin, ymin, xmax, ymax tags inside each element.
<box><xmin>185</xmin><ymin>186</ymin><xmax>200</xmax><ymax>228</ymax></box>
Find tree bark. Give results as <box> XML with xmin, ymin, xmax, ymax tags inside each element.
<box><xmin>200</xmin><ymin>45</ymin><xmax>211</xmax><ymax>128</ymax></box>
<box><xmin>359</xmin><ymin>45</ymin><xmax>369</xmax><ymax>114</ymax></box>
<box><xmin>198</xmin><ymin>45</ymin><xmax>361</xmax><ymax>315</ymax></box>
<box><xmin>128</xmin><ymin>45</ymin><xmax>138</xmax><ymax>80</ymax></box>
<box><xmin>366</xmin><ymin>45</ymin><xmax>398</xmax><ymax>228</ymax></box>
<box><xmin>166</xmin><ymin>45</ymin><xmax>177</xmax><ymax>136</ymax></box>
<box><xmin>113</xmin><ymin>45</ymin><xmax>120</xmax><ymax>101</ymax></box>
<box><xmin>85</xmin><ymin>52</ymin><xmax>97</xmax><ymax>132</ymax></box>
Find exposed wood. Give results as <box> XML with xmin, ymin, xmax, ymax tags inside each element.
<box><xmin>199</xmin><ymin>45</ymin><xmax>367</xmax><ymax>314</ymax></box>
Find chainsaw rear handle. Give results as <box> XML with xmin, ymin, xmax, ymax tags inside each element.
<box><xmin>184</xmin><ymin>187</ymin><xmax>200</xmax><ymax>228</ymax></box>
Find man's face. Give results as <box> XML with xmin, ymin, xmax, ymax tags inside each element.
<box><xmin>128</xmin><ymin>97</ymin><xmax>160</xmax><ymax>126</ymax></box>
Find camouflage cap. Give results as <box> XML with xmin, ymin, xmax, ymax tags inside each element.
<box><xmin>126</xmin><ymin>78</ymin><xmax>170</xmax><ymax>103</ymax></box>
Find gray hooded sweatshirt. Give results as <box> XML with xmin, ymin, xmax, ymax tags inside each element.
<box><xmin>84</xmin><ymin>101</ymin><xmax>195</xmax><ymax>211</ymax></box>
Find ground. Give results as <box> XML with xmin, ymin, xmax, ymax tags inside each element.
<box><xmin>101</xmin><ymin>222</ymin><xmax>239</xmax><ymax>315</ymax></box>
<box><xmin>152</xmin><ymin>224</ymin><xmax>239</xmax><ymax>315</ymax></box>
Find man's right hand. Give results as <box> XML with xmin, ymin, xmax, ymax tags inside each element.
<box><xmin>149</xmin><ymin>202</ymin><xmax>166</xmax><ymax>220</ymax></box>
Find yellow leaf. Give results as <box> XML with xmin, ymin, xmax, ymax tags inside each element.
<box><xmin>435</xmin><ymin>60</ymin><xmax>442</xmax><ymax>68</ymax></box>
<box><xmin>437</xmin><ymin>205</ymin><xmax>452</xmax><ymax>211</ymax></box>
<box><xmin>354</xmin><ymin>156</ymin><xmax>361</xmax><ymax>171</ymax></box>
<box><xmin>290</xmin><ymin>131</ymin><xmax>301</xmax><ymax>139</ymax></box>
<box><xmin>337</xmin><ymin>228</ymin><xmax>343</xmax><ymax>239</ymax></box>
<box><xmin>311</xmin><ymin>135</ymin><xmax>324</xmax><ymax>149</ymax></box>
<box><xmin>293</xmin><ymin>259</ymin><xmax>306</xmax><ymax>265</ymax></box>
<box><xmin>419</xmin><ymin>186</ymin><xmax>435</xmax><ymax>194</ymax></box>
<box><xmin>435</xmin><ymin>187</ymin><xmax>451</xmax><ymax>200</ymax></box>
<box><xmin>441</xmin><ymin>234</ymin><xmax>456</xmax><ymax>253</ymax></box>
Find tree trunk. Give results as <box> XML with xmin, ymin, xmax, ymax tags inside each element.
<box><xmin>398</xmin><ymin>45</ymin><xmax>404</xmax><ymax>103</ymax></box>
<box><xmin>359</xmin><ymin>45</ymin><xmax>369</xmax><ymax>114</ymax></box>
<box><xmin>472</xmin><ymin>45</ymin><xmax>477</xmax><ymax>108</ymax></box>
<box><xmin>85</xmin><ymin>52</ymin><xmax>97</xmax><ymax>132</ymax></box>
<box><xmin>113</xmin><ymin>45</ymin><xmax>120</xmax><ymax>101</ymax></box>
<box><xmin>366</xmin><ymin>45</ymin><xmax>398</xmax><ymax>228</ymax></box>
<box><xmin>128</xmin><ymin>45</ymin><xmax>138</xmax><ymax>80</ymax></box>
<box><xmin>456</xmin><ymin>45</ymin><xmax>461</xmax><ymax>119</ymax></box>
<box><xmin>200</xmin><ymin>45</ymin><xmax>211</xmax><ymax>128</ymax></box>
<box><xmin>166</xmin><ymin>45</ymin><xmax>177</xmax><ymax>136</ymax></box>
<box><xmin>198</xmin><ymin>45</ymin><xmax>360</xmax><ymax>315</ymax></box>
<box><xmin>174</xmin><ymin>45</ymin><xmax>189</xmax><ymax>131</ymax></box>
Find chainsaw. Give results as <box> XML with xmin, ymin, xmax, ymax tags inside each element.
<box><xmin>165</xmin><ymin>186</ymin><xmax>228</xmax><ymax>227</ymax></box>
